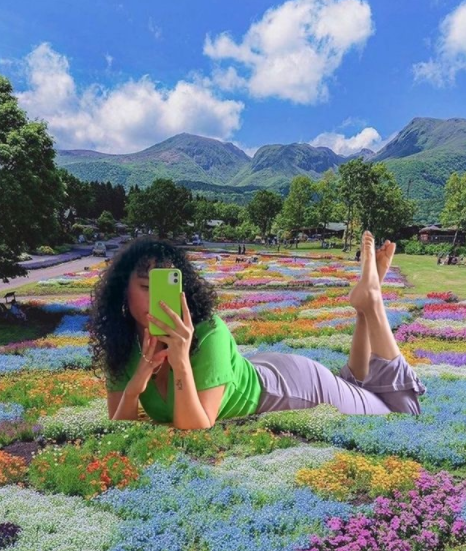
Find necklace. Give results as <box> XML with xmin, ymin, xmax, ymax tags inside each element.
<box><xmin>136</xmin><ymin>334</ymin><xmax>164</xmax><ymax>379</ymax></box>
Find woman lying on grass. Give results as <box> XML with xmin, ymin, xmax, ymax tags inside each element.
<box><xmin>89</xmin><ymin>232</ymin><xmax>426</xmax><ymax>430</ymax></box>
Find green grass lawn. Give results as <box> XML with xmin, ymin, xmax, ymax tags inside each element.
<box><xmin>390</xmin><ymin>253</ymin><xmax>466</xmax><ymax>301</ymax></box>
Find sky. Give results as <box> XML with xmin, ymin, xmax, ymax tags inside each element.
<box><xmin>1</xmin><ymin>0</ymin><xmax>466</xmax><ymax>157</ymax></box>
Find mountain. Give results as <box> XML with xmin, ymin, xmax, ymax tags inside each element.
<box><xmin>371</xmin><ymin>117</ymin><xmax>466</xmax><ymax>162</ymax></box>
<box><xmin>228</xmin><ymin>143</ymin><xmax>347</xmax><ymax>188</ymax></box>
<box><xmin>347</xmin><ymin>148</ymin><xmax>374</xmax><ymax>161</ymax></box>
<box><xmin>369</xmin><ymin>118</ymin><xmax>466</xmax><ymax>222</ymax></box>
<box><xmin>57</xmin><ymin>133</ymin><xmax>251</xmax><ymax>188</ymax></box>
<box><xmin>55</xmin><ymin>117</ymin><xmax>466</xmax><ymax>223</ymax></box>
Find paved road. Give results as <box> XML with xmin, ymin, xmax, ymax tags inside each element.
<box><xmin>0</xmin><ymin>254</ymin><xmax>111</xmax><ymax>293</ymax></box>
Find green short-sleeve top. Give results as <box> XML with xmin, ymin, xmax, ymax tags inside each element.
<box><xmin>105</xmin><ymin>314</ymin><xmax>263</xmax><ymax>423</ymax></box>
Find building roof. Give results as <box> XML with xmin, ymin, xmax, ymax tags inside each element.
<box><xmin>419</xmin><ymin>225</ymin><xmax>442</xmax><ymax>232</ymax></box>
<box><xmin>324</xmin><ymin>222</ymin><xmax>347</xmax><ymax>231</ymax></box>
<box><xmin>419</xmin><ymin>225</ymin><xmax>463</xmax><ymax>233</ymax></box>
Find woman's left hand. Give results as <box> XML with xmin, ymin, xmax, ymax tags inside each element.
<box><xmin>146</xmin><ymin>292</ymin><xmax>194</xmax><ymax>371</ymax></box>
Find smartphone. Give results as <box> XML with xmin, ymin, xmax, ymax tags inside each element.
<box><xmin>148</xmin><ymin>268</ymin><xmax>183</xmax><ymax>336</ymax></box>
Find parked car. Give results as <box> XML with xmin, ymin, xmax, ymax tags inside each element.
<box><xmin>192</xmin><ymin>238</ymin><xmax>203</xmax><ymax>246</ymax></box>
<box><xmin>92</xmin><ymin>242</ymin><xmax>107</xmax><ymax>257</ymax></box>
<box><xmin>120</xmin><ymin>235</ymin><xmax>131</xmax><ymax>244</ymax></box>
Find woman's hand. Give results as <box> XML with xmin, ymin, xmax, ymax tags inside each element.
<box><xmin>146</xmin><ymin>292</ymin><xmax>194</xmax><ymax>372</ymax></box>
<box><xmin>126</xmin><ymin>328</ymin><xmax>168</xmax><ymax>397</ymax></box>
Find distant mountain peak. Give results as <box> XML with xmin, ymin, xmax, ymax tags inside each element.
<box><xmin>55</xmin><ymin>118</ymin><xmax>466</xmax><ymax>226</ymax></box>
<box><xmin>344</xmin><ymin>148</ymin><xmax>375</xmax><ymax>160</ymax></box>
<box><xmin>372</xmin><ymin>116</ymin><xmax>466</xmax><ymax>162</ymax></box>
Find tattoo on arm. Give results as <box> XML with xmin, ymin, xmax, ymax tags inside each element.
<box><xmin>176</xmin><ymin>379</ymin><xmax>183</xmax><ymax>390</ymax></box>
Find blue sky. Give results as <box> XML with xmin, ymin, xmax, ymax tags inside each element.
<box><xmin>1</xmin><ymin>0</ymin><xmax>466</xmax><ymax>156</ymax></box>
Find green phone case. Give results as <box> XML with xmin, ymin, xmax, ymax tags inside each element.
<box><xmin>149</xmin><ymin>268</ymin><xmax>183</xmax><ymax>336</ymax></box>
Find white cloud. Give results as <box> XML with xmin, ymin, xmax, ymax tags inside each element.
<box><xmin>204</xmin><ymin>0</ymin><xmax>374</xmax><ymax>104</ymax></box>
<box><xmin>104</xmin><ymin>54</ymin><xmax>113</xmax><ymax>70</ymax></box>
<box><xmin>310</xmin><ymin>127</ymin><xmax>383</xmax><ymax>155</ymax></box>
<box><xmin>210</xmin><ymin>67</ymin><xmax>248</xmax><ymax>92</ymax></box>
<box><xmin>338</xmin><ymin>116</ymin><xmax>367</xmax><ymax>130</ymax></box>
<box><xmin>15</xmin><ymin>43</ymin><xmax>244</xmax><ymax>153</ymax></box>
<box><xmin>413</xmin><ymin>1</ymin><xmax>466</xmax><ymax>86</ymax></box>
<box><xmin>148</xmin><ymin>17</ymin><xmax>162</xmax><ymax>40</ymax></box>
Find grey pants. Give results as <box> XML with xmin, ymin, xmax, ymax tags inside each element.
<box><xmin>248</xmin><ymin>352</ymin><xmax>427</xmax><ymax>415</ymax></box>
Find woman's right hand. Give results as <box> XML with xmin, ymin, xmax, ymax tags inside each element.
<box><xmin>126</xmin><ymin>328</ymin><xmax>168</xmax><ymax>397</ymax></box>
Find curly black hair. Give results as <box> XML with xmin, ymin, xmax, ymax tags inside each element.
<box><xmin>89</xmin><ymin>236</ymin><xmax>218</xmax><ymax>388</ymax></box>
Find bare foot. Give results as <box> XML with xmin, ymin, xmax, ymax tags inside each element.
<box><xmin>349</xmin><ymin>231</ymin><xmax>381</xmax><ymax>312</ymax></box>
<box><xmin>359</xmin><ymin>237</ymin><xmax>397</xmax><ymax>282</ymax></box>
<box><xmin>376</xmin><ymin>240</ymin><xmax>396</xmax><ymax>282</ymax></box>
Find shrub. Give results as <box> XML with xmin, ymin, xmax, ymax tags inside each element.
<box><xmin>83</xmin><ymin>227</ymin><xmax>94</xmax><ymax>240</ymax></box>
<box><xmin>17</xmin><ymin>252</ymin><xmax>32</xmax><ymax>261</ymax></box>
<box><xmin>71</xmin><ymin>223</ymin><xmax>85</xmax><ymax>236</ymax></box>
<box><xmin>54</xmin><ymin>245</ymin><xmax>72</xmax><ymax>254</ymax></box>
<box><xmin>404</xmin><ymin>236</ymin><xmax>425</xmax><ymax>255</ymax></box>
<box><xmin>35</xmin><ymin>246</ymin><xmax>55</xmax><ymax>255</ymax></box>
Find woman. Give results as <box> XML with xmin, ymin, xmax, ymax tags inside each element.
<box><xmin>89</xmin><ymin>232</ymin><xmax>426</xmax><ymax>430</ymax></box>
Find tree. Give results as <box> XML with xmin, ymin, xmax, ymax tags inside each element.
<box><xmin>126</xmin><ymin>178</ymin><xmax>194</xmax><ymax>238</ymax></box>
<box><xmin>97</xmin><ymin>210</ymin><xmax>116</xmax><ymax>234</ymax></box>
<box><xmin>276</xmin><ymin>175</ymin><xmax>313</xmax><ymax>235</ymax></box>
<box><xmin>338</xmin><ymin>159</ymin><xmax>370</xmax><ymax>250</ymax></box>
<box><xmin>309</xmin><ymin>170</ymin><xmax>345</xmax><ymax>246</ymax></box>
<box><xmin>192</xmin><ymin>197</ymin><xmax>217</xmax><ymax>237</ymax></box>
<box><xmin>246</xmin><ymin>189</ymin><xmax>283</xmax><ymax>239</ymax></box>
<box><xmin>440</xmin><ymin>172</ymin><xmax>466</xmax><ymax>248</ymax></box>
<box><xmin>216</xmin><ymin>202</ymin><xmax>243</xmax><ymax>227</ymax></box>
<box><xmin>363</xmin><ymin>164</ymin><xmax>416</xmax><ymax>244</ymax></box>
<box><xmin>338</xmin><ymin>159</ymin><xmax>415</xmax><ymax>248</ymax></box>
<box><xmin>58</xmin><ymin>169</ymin><xmax>92</xmax><ymax>219</ymax></box>
<box><xmin>0</xmin><ymin>75</ymin><xmax>66</xmax><ymax>282</ymax></box>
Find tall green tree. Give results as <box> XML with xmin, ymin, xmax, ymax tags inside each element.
<box><xmin>362</xmin><ymin>163</ymin><xmax>416</xmax><ymax>244</ymax></box>
<box><xmin>246</xmin><ymin>189</ymin><xmax>283</xmax><ymax>239</ymax></box>
<box><xmin>440</xmin><ymin>172</ymin><xmax>466</xmax><ymax>247</ymax></box>
<box><xmin>216</xmin><ymin>202</ymin><xmax>243</xmax><ymax>227</ymax></box>
<box><xmin>338</xmin><ymin>158</ymin><xmax>415</xmax><ymax>248</ymax></box>
<box><xmin>338</xmin><ymin>159</ymin><xmax>370</xmax><ymax>250</ymax></box>
<box><xmin>276</xmin><ymin>175</ymin><xmax>313</xmax><ymax>235</ymax></box>
<box><xmin>126</xmin><ymin>178</ymin><xmax>194</xmax><ymax>238</ymax></box>
<box><xmin>0</xmin><ymin>75</ymin><xmax>66</xmax><ymax>282</ymax></box>
<box><xmin>58</xmin><ymin>169</ymin><xmax>92</xmax><ymax>219</ymax></box>
<box><xmin>309</xmin><ymin>170</ymin><xmax>345</xmax><ymax>246</ymax></box>
<box><xmin>192</xmin><ymin>197</ymin><xmax>217</xmax><ymax>236</ymax></box>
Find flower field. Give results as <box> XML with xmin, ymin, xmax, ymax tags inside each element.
<box><xmin>1</xmin><ymin>250</ymin><xmax>466</xmax><ymax>550</ymax></box>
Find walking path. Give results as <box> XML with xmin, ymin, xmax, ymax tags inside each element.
<box><xmin>0</xmin><ymin>238</ymin><xmax>123</xmax><ymax>293</ymax></box>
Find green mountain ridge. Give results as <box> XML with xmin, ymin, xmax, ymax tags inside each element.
<box><xmin>56</xmin><ymin>118</ymin><xmax>466</xmax><ymax>223</ymax></box>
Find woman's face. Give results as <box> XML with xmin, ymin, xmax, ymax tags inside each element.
<box><xmin>125</xmin><ymin>257</ymin><xmax>174</xmax><ymax>330</ymax></box>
